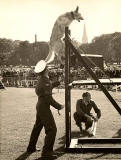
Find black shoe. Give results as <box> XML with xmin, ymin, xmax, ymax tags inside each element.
<box><xmin>79</xmin><ymin>126</ymin><xmax>83</xmax><ymax>132</ymax></box>
<box><xmin>41</xmin><ymin>154</ymin><xmax>58</xmax><ymax>159</ymax></box>
<box><xmin>27</xmin><ymin>147</ymin><xmax>40</xmax><ymax>153</ymax></box>
<box><xmin>41</xmin><ymin>152</ymin><xmax>58</xmax><ymax>159</ymax></box>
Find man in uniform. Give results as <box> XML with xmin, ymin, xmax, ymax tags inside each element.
<box><xmin>73</xmin><ymin>92</ymin><xmax>101</xmax><ymax>132</ymax></box>
<box><xmin>27</xmin><ymin>60</ymin><xmax>64</xmax><ymax>159</ymax></box>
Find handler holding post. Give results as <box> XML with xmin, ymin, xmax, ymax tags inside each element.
<box><xmin>73</xmin><ymin>92</ymin><xmax>101</xmax><ymax>133</ymax></box>
<box><xmin>27</xmin><ymin>60</ymin><xmax>64</xmax><ymax>159</ymax></box>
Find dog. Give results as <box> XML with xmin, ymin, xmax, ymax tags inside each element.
<box><xmin>45</xmin><ymin>6</ymin><xmax>84</xmax><ymax>64</ymax></box>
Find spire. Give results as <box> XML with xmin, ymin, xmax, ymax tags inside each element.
<box><xmin>82</xmin><ymin>24</ymin><xmax>88</xmax><ymax>44</ymax></box>
<box><xmin>35</xmin><ymin>34</ymin><xmax>37</xmax><ymax>43</ymax></box>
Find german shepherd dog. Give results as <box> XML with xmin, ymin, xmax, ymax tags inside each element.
<box><xmin>45</xmin><ymin>6</ymin><xmax>84</xmax><ymax>64</ymax></box>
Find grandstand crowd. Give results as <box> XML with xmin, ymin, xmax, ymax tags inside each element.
<box><xmin>0</xmin><ymin>65</ymin><xmax>121</xmax><ymax>89</ymax></box>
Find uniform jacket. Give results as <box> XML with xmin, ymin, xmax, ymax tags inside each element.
<box><xmin>35</xmin><ymin>75</ymin><xmax>62</xmax><ymax>116</ymax></box>
<box><xmin>76</xmin><ymin>99</ymin><xmax>101</xmax><ymax>118</ymax></box>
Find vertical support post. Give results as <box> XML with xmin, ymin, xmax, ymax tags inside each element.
<box><xmin>69</xmin><ymin>46</ymin><xmax>71</xmax><ymax>143</ymax></box>
<box><xmin>65</xmin><ymin>27</ymin><xmax>71</xmax><ymax>148</ymax></box>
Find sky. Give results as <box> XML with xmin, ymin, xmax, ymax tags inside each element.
<box><xmin>0</xmin><ymin>0</ymin><xmax>121</xmax><ymax>43</ymax></box>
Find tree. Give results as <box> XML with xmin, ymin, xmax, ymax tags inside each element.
<box><xmin>108</xmin><ymin>32</ymin><xmax>121</xmax><ymax>64</ymax></box>
<box><xmin>78</xmin><ymin>32</ymin><xmax>121</xmax><ymax>64</ymax></box>
<box><xmin>7</xmin><ymin>40</ymin><xmax>49</xmax><ymax>66</ymax></box>
<box><xmin>31</xmin><ymin>41</ymin><xmax>49</xmax><ymax>65</ymax></box>
<box><xmin>0</xmin><ymin>38</ymin><xmax>14</xmax><ymax>65</ymax></box>
<box><xmin>90</xmin><ymin>34</ymin><xmax>112</xmax><ymax>62</ymax></box>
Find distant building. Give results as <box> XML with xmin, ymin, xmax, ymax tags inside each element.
<box><xmin>70</xmin><ymin>54</ymin><xmax>104</xmax><ymax>69</ymax></box>
<box><xmin>82</xmin><ymin>24</ymin><xmax>88</xmax><ymax>44</ymax></box>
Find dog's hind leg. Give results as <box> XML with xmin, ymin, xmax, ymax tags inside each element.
<box><xmin>52</xmin><ymin>39</ymin><xmax>65</xmax><ymax>63</ymax></box>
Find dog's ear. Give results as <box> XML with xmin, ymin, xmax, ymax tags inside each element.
<box><xmin>74</xmin><ymin>6</ymin><xmax>79</xmax><ymax>13</ymax></box>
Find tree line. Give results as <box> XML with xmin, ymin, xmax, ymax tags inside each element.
<box><xmin>0</xmin><ymin>40</ymin><xmax>49</xmax><ymax>66</ymax></box>
<box><xmin>79</xmin><ymin>32</ymin><xmax>121</xmax><ymax>65</ymax></box>
<box><xmin>0</xmin><ymin>32</ymin><xmax>121</xmax><ymax>66</ymax></box>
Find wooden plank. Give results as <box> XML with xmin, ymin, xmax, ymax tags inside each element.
<box><xmin>78</xmin><ymin>138</ymin><xmax>121</xmax><ymax>144</ymax></box>
<box><xmin>70</xmin><ymin>139</ymin><xmax>78</xmax><ymax>148</ymax></box>
<box><xmin>65</xmin><ymin>27</ymin><xmax>71</xmax><ymax>148</ymax></box>
<box><xmin>65</xmin><ymin>147</ymin><xmax>121</xmax><ymax>153</ymax></box>
<box><xmin>66</xmin><ymin>138</ymin><xmax>121</xmax><ymax>152</ymax></box>
<box><xmin>70</xmin><ymin>78</ymin><xmax>121</xmax><ymax>86</ymax></box>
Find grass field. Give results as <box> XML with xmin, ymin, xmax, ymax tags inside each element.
<box><xmin>0</xmin><ymin>87</ymin><xmax>121</xmax><ymax>160</ymax></box>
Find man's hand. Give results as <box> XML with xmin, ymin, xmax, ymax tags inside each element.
<box><xmin>58</xmin><ymin>105</ymin><xmax>64</xmax><ymax>116</ymax></box>
<box><xmin>97</xmin><ymin>111</ymin><xmax>101</xmax><ymax>119</ymax></box>
<box><xmin>90</xmin><ymin>114</ymin><xmax>98</xmax><ymax>121</ymax></box>
<box><xmin>86</xmin><ymin>115</ymin><xmax>92</xmax><ymax>122</ymax></box>
<box><xmin>93</xmin><ymin>116</ymin><xmax>98</xmax><ymax>121</ymax></box>
<box><xmin>60</xmin><ymin>105</ymin><xmax>64</xmax><ymax>110</ymax></box>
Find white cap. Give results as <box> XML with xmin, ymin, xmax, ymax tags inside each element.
<box><xmin>34</xmin><ymin>60</ymin><xmax>46</xmax><ymax>73</ymax></box>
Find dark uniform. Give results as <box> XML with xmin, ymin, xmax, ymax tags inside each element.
<box><xmin>27</xmin><ymin>75</ymin><xmax>62</xmax><ymax>155</ymax></box>
<box><xmin>74</xmin><ymin>99</ymin><xmax>101</xmax><ymax>129</ymax></box>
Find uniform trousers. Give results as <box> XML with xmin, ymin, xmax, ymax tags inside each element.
<box><xmin>27</xmin><ymin>109</ymin><xmax>57</xmax><ymax>155</ymax></box>
<box><xmin>73</xmin><ymin>112</ymin><xmax>92</xmax><ymax>129</ymax></box>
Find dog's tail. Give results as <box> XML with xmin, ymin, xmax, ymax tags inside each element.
<box><xmin>45</xmin><ymin>50</ymin><xmax>55</xmax><ymax>64</ymax></box>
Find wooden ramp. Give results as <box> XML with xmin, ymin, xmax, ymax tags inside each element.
<box><xmin>65</xmin><ymin>138</ymin><xmax>121</xmax><ymax>153</ymax></box>
<box><xmin>64</xmin><ymin>27</ymin><xmax>121</xmax><ymax>153</ymax></box>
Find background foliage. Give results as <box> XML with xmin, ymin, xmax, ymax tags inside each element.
<box><xmin>0</xmin><ymin>32</ymin><xmax>121</xmax><ymax>66</ymax></box>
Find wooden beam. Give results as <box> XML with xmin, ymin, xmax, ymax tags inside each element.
<box><xmin>70</xmin><ymin>78</ymin><xmax>121</xmax><ymax>86</ymax></box>
<box><xmin>65</xmin><ymin>27</ymin><xmax>71</xmax><ymax>148</ymax></box>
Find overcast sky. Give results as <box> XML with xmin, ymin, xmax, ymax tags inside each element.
<box><xmin>0</xmin><ymin>0</ymin><xmax>121</xmax><ymax>43</ymax></box>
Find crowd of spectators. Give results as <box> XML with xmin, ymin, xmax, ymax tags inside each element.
<box><xmin>0</xmin><ymin>65</ymin><xmax>121</xmax><ymax>88</ymax></box>
<box><xmin>0</xmin><ymin>65</ymin><xmax>64</xmax><ymax>88</ymax></box>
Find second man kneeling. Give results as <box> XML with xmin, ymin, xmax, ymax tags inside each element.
<box><xmin>73</xmin><ymin>92</ymin><xmax>101</xmax><ymax>133</ymax></box>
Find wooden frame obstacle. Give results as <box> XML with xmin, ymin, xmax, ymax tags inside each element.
<box><xmin>64</xmin><ymin>27</ymin><xmax>121</xmax><ymax>152</ymax></box>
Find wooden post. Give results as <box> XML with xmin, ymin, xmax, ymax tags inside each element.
<box><xmin>65</xmin><ymin>27</ymin><xmax>71</xmax><ymax>148</ymax></box>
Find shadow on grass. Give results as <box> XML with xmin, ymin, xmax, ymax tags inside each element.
<box><xmin>84</xmin><ymin>153</ymin><xmax>109</xmax><ymax>160</ymax></box>
<box><xmin>71</xmin><ymin>130</ymin><xmax>92</xmax><ymax>138</ymax></box>
<box><xmin>33</xmin><ymin>131</ymin><xmax>91</xmax><ymax>159</ymax></box>
<box><xmin>15</xmin><ymin>151</ymin><xmax>32</xmax><ymax>160</ymax></box>
<box><xmin>71</xmin><ymin>131</ymin><xmax>80</xmax><ymax>138</ymax></box>
<box><xmin>112</xmin><ymin>128</ymin><xmax>121</xmax><ymax>138</ymax></box>
<box><xmin>34</xmin><ymin>135</ymin><xmax>66</xmax><ymax>160</ymax></box>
